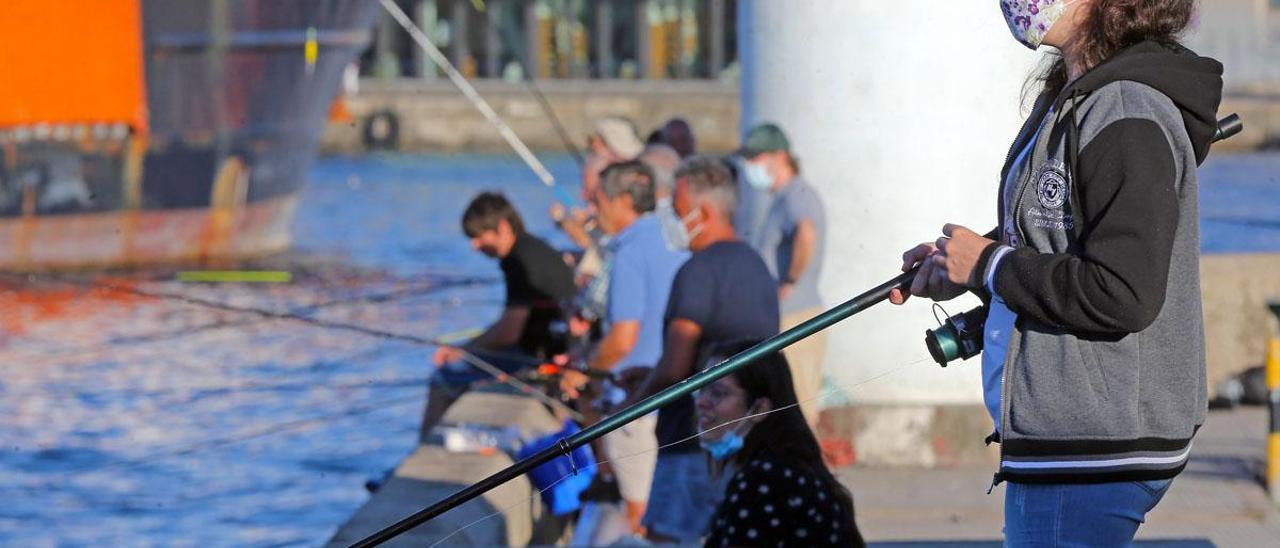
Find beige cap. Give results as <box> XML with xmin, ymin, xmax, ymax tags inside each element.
<box><xmin>594</xmin><ymin>116</ymin><xmax>644</xmax><ymax>160</ymax></box>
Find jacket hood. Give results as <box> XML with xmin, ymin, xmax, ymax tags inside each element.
<box><xmin>1057</xmin><ymin>41</ymin><xmax>1224</xmax><ymax>164</ymax></box>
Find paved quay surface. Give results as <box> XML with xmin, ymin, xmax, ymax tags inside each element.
<box><xmin>841</xmin><ymin>407</ymin><xmax>1280</xmax><ymax>547</ymax></box>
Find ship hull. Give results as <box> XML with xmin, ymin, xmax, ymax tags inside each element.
<box><xmin>0</xmin><ymin>0</ymin><xmax>379</xmax><ymax>270</ymax></box>
<box><xmin>0</xmin><ymin>195</ymin><xmax>297</xmax><ymax>270</ymax></box>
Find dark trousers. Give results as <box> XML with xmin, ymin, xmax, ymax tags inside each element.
<box><xmin>418</xmin><ymin>349</ymin><xmax>534</xmax><ymax>443</ymax></box>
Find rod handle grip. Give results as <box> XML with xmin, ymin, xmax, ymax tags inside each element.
<box><xmin>1213</xmin><ymin>114</ymin><xmax>1243</xmax><ymax>144</ymax></box>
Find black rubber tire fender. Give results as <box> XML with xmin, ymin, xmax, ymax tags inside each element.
<box><xmin>362</xmin><ymin>109</ymin><xmax>400</xmax><ymax>151</ymax></box>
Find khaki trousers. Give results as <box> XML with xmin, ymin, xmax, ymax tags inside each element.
<box><xmin>781</xmin><ymin>306</ymin><xmax>828</xmax><ymax>427</ymax></box>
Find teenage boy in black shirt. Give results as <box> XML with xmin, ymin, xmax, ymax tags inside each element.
<box><xmin>420</xmin><ymin>192</ymin><xmax>575</xmax><ymax>441</ymax></box>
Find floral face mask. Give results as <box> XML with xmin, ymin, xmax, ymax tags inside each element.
<box><xmin>1000</xmin><ymin>0</ymin><xmax>1082</xmax><ymax>50</ymax></box>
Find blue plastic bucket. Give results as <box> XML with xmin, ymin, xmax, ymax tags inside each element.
<box><xmin>517</xmin><ymin>419</ymin><xmax>597</xmax><ymax>516</ymax></box>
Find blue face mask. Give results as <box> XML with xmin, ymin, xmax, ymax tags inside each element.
<box><xmin>699</xmin><ymin>400</ymin><xmax>759</xmax><ymax>461</ymax></box>
<box><xmin>743</xmin><ymin>161</ymin><xmax>773</xmax><ymax>190</ymax></box>
<box><xmin>700</xmin><ymin>430</ymin><xmax>745</xmax><ymax>461</ymax></box>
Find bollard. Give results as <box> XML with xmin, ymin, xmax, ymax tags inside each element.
<box><xmin>1267</xmin><ymin>301</ymin><xmax>1280</xmax><ymax>506</ymax></box>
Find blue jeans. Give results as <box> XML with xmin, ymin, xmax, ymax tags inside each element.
<box><xmin>420</xmin><ymin>349</ymin><xmax>536</xmax><ymax>442</ymax></box>
<box><xmin>1004</xmin><ymin>479</ymin><xmax>1174</xmax><ymax>547</ymax></box>
<box><xmin>642</xmin><ymin>451</ymin><xmax>731</xmax><ymax>542</ymax></box>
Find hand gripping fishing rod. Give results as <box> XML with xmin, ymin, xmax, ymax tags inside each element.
<box><xmin>349</xmin><ymin>266</ymin><xmax>919</xmax><ymax>547</ymax></box>
<box><xmin>350</xmin><ymin>114</ymin><xmax>1245</xmax><ymax>548</ymax></box>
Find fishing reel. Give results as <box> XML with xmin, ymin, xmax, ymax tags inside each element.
<box><xmin>925</xmin><ymin>304</ymin><xmax>988</xmax><ymax>367</ymax></box>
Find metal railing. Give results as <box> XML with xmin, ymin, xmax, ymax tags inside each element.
<box><xmin>366</xmin><ymin>0</ymin><xmax>737</xmax><ymax>81</ymax></box>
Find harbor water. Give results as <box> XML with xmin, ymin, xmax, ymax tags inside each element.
<box><xmin>0</xmin><ymin>152</ymin><xmax>1276</xmax><ymax>546</ymax></box>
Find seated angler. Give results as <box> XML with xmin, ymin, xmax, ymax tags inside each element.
<box><xmin>422</xmin><ymin>192</ymin><xmax>576</xmax><ymax>441</ymax></box>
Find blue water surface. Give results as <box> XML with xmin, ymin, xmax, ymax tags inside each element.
<box><xmin>0</xmin><ymin>154</ymin><xmax>582</xmax><ymax>547</ymax></box>
<box><xmin>299</xmin><ymin>153</ymin><xmax>582</xmax><ymax>275</ymax></box>
<box><xmin>1199</xmin><ymin>153</ymin><xmax>1280</xmax><ymax>253</ymax></box>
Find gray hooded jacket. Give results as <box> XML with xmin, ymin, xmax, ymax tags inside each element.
<box><xmin>973</xmin><ymin>41</ymin><xmax>1224</xmax><ymax>484</ymax></box>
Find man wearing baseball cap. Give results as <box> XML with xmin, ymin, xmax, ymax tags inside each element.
<box><xmin>550</xmin><ymin>116</ymin><xmax>645</xmax><ymax>291</ymax></box>
<box><xmin>739</xmin><ymin>122</ymin><xmax>829</xmax><ymax>426</ymax></box>
<box><xmin>591</xmin><ymin>116</ymin><xmax>645</xmax><ymax>163</ymax></box>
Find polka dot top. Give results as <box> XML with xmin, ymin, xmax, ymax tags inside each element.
<box><xmin>704</xmin><ymin>457</ymin><xmax>861</xmax><ymax>547</ymax></box>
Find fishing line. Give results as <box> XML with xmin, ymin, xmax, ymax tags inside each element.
<box><xmin>10</xmin><ymin>273</ymin><xmax>582</xmax><ymax>421</ymax></box>
<box><xmin>427</xmin><ymin>471</ymin><xmax>577</xmax><ymax>548</ymax></box>
<box><xmin>50</xmin><ymin>338</ymin><xmax>470</xmax><ymax>488</ymax></box>
<box><xmin>422</xmin><ymin>356</ymin><xmax>931</xmax><ymax>546</ymax></box>
<box><xmin>78</xmin><ymin>343</ymin><xmax>431</xmax><ymax>405</ymax></box>
<box><xmin>69</xmin><ymin>392</ymin><xmax>425</xmax><ymax>476</ymax></box>
<box><xmin>165</xmin><ymin>374</ymin><xmax>428</xmax><ymax>404</ymax></box>
<box><xmin>522</xmin><ymin>74</ymin><xmax>584</xmax><ymax>168</ymax></box>
<box><xmin>4</xmin><ymin>275</ymin><xmax>496</xmax><ymax>365</ymax></box>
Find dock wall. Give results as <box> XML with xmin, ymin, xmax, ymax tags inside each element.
<box><xmin>321</xmin><ymin>79</ymin><xmax>741</xmax><ymax>155</ymax></box>
<box><xmin>321</xmin><ymin>80</ymin><xmax>1280</xmax><ymax>155</ymax></box>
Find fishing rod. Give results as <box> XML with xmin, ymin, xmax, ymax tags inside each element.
<box><xmin>430</xmin><ymin>0</ymin><xmax>596</xmax><ymax>169</ymax></box>
<box><xmin>378</xmin><ymin>0</ymin><xmax>577</xmax><ymax>205</ymax></box>
<box><xmin>349</xmin><ymin>266</ymin><xmax>918</xmax><ymax>547</ymax></box>
<box><xmin>390</xmin><ymin>0</ymin><xmax>585</xmax><ymax>167</ymax></box>
<box><xmin>350</xmin><ymin>113</ymin><xmax>1246</xmax><ymax>547</ymax></box>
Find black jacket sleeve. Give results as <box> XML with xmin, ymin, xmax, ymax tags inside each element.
<box><xmin>993</xmin><ymin>118</ymin><xmax>1179</xmax><ymax>334</ymax></box>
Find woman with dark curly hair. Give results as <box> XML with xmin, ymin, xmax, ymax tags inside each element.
<box><xmin>891</xmin><ymin>1</ymin><xmax>1223</xmax><ymax>544</ymax></box>
<box><xmin>695</xmin><ymin>342</ymin><xmax>864</xmax><ymax>547</ymax></box>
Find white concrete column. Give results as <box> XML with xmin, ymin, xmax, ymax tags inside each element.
<box><xmin>740</xmin><ymin>1</ymin><xmax>1039</xmax><ymax>405</ymax></box>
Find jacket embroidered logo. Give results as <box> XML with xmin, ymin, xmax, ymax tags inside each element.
<box><xmin>1036</xmin><ymin>165</ymin><xmax>1069</xmax><ymax>210</ymax></box>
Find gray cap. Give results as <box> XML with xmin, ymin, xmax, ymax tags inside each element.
<box><xmin>737</xmin><ymin>123</ymin><xmax>790</xmax><ymax>158</ymax></box>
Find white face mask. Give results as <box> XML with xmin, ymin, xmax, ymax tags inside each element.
<box><xmin>743</xmin><ymin>161</ymin><xmax>773</xmax><ymax>190</ymax></box>
<box><xmin>1000</xmin><ymin>0</ymin><xmax>1081</xmax><ymax>50</ymax></box>
<box><xmin>657</xmin><ymin>198</ymin><xmax>701</xmax><ymax>252</ymax></box>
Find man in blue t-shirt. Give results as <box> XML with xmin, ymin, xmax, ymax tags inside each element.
<box><xmin>559</xmin><ymin>161</ymin><xmax>688</xmax><ymax>537</ymax></box>
<box><xmin>621</xmin><ymin>156</ymin><xmax>780</xmax><ymax>543</ymax></box>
